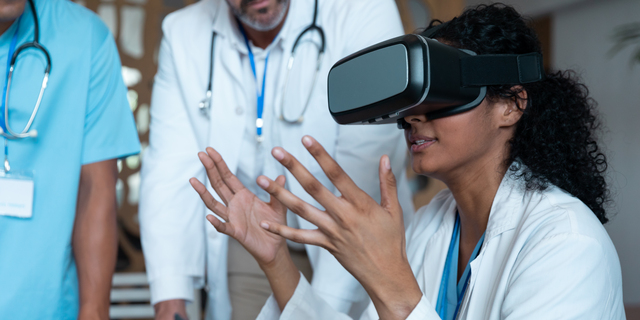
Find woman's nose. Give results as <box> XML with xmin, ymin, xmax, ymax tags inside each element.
<box><xmin>404</xmin><ymin>114</ymin><xmax>428</xmax><ymax>123</ymax></box>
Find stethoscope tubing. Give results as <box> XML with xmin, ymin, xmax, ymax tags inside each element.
<box><xmin>201</xmin><ymin>0</ymin><xmax>325</xmax><ymax>124</ymax></box>
<box><xmin>1</xmin><ymin>0</ymin><xmax>51</xmax><ymax>139</ymax></box>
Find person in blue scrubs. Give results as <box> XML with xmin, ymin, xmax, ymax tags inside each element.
<box><xmin>0</xmin><ymin>0</ymin><xmax>140</xmax><ymax>319</ymax></box>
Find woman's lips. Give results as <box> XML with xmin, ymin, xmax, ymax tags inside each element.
<box><xmin>410</xmin><ymin>139</ymin><xmax>436</xmax><ymax>153</ymax></box>
<box><xmin>408</xmin><ymin>134</ymin><xmax>437</xmax><ymax>153</ymax></box>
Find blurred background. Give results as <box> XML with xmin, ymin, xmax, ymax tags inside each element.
<box><xmin>71</xmin><ymin>0</ymin><xmax>640</xmax><ymax>318</ymax></box>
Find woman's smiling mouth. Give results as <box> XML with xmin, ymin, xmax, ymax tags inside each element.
<box><xmin>408</xmin><ymin>134</ymin><xmax>437</xmax><ymax>153</ymax></box>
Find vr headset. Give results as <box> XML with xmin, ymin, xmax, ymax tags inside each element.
<box><xmin>327</xmin><ymin>25</ymin><xmax>544</xmax><ymax>127</ymax></box>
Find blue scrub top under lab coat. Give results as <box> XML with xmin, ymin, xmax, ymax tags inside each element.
<box><xmin>0</xmin><ymin>0</ymin><xmax>140</xmax><ymax>318</ymax></box>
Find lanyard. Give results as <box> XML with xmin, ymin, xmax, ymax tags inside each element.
<box><xmin>2</xmin><ymin>17</ymin><xmax>22</xmax><ymax>172</ymax></box>
<box><xmin>238</xmin><ymin>21</ymin><xmax>270</xmax><ymax>141</ymax></box>
<box><xmin>437</xmin><ymin>214</ymin><xmax>485</xmax><ymax>320</ymax></box>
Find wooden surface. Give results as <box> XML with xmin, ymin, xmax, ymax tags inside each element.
<box><xmin>529</xmin><ymin>15</ymin><xmax>553</xmax><ymax>71</ymax></box>
<box><xmin>627</xmin><ymin>305</ymin><xmax>640</xmax><ymax>320</ymax></box>
<box><xmin>396</xmin><ymin>0</ymin><xmax>465</xmax><ymax>33</ymax></box>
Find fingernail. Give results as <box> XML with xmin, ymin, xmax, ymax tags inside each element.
<box><xmin>272</xmin><ymin>148</ymin><xmax>285</xmax><ymax>160</ymax></box>
<box><xmin>302</xmin><ymin>136</ymin><xmax>313</xmax><ymax>147</ymax></box>
<box><xmin>260</xmin><ymin>222</ymin><xmax>269</xmax><ymax>229</ymax></box>
<box><xmin>257</xmin><ymin>177</ymin><xmax>269</xmax><ymax>188</ymax></box>
<box><xmin>384</xmin><ymin>156</ymin><xmax>391</xmax><ymax>170</ymax></box>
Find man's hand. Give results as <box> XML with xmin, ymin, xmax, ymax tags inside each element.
<box><xmin>154</xmin><ymin>299</ymin><xmax>187</xmax><ymax>320</ymax></box>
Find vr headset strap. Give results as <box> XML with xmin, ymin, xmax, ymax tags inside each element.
<box><xmin>460</xmin><ymin>52</ymin><xmax>544</xmax><ymax>86</ymax></box>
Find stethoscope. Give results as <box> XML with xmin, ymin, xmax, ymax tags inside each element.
<box><xmin>199</xmin><ymin>0</ymin><xmax>325</xmax><ymax>125</ymax></box>
<box><xmin>0</xmin><ymin>0</ymin><xmax>51</xmax><ymax>140</ymax></box>
<box><xmin>1</xmin><ymin>0</ymin><xmax>51</xmax><ymax>172</ymax></box>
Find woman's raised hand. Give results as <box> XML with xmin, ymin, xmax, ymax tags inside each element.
<box><xmin>189</xmin><ymin>147</ymin><xmax>288</xmax><ymax>267</ymax></box>
<box><xmin>257</xmin><ymin>136</ymin><xmax>423</xmax><ymax>319</ymax></box>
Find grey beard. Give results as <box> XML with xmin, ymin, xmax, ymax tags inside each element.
<box><xmin>232</xmin><ymin>0</ymin><xmax>289</xmax><ymax>32</ymax></box>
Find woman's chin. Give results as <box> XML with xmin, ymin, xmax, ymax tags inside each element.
<box><xmin>411</xmin><ymin>159</ymin><xmax>439</xmax><ymax>176</ymax></box>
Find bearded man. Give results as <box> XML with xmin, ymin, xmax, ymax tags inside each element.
<box><xmin>139</xmin><ymin>0</ymin><xmax>413</xmax><ymax>319</ymax></box>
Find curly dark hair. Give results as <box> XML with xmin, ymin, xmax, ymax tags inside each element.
<box><xmin>424</xmin><ymin>4</ymin><xmax>610</xmax><ymax>224</ymax></box>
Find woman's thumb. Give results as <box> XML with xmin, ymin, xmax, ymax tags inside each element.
<box><xmin>379</xmin><ymin>155</ymin><xmax>401</xmax><ymax>214</ymax></box>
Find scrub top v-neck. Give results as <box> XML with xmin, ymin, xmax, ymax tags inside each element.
<box><xmin>436</xmin><ymin>214</ymin><xmax>486</xmax><ymax>320</ymax></box>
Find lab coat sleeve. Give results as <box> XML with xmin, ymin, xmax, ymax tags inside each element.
<box><xmin>257</xmin><ymin>275</ymin><xmax>439</xmax><ymax>320</ymax></box>
<box><xmin>138</xmin><ymin>19</ymin><xmax>206</xmax><ymax>305</ymax></box>
<box><xmin>405</xmin><ymin>296</ymin><xmax>440</xmax><ymax>320</ymax></box>
<box><xmin>501</xmin><ymin>234</ymin><xmax>622</xmax><ymax>320</ymax></box>
<box><xmin>256</xmin><ymin>274</ymin><xmax>353</xmax><ymax>320</ymax></box>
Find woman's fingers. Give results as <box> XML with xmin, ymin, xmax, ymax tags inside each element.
<box><xmin>198</xmin><ymin>151</ymin><xmax>234</xmax><ymax>205</ymax></box>
<box><xmin>260</xmin><ymin>221</ymin><xmax>329</xmax><ymax>249</ymax></box>
<box><xmin>267</xmin><ymin>175</ymin><xmax>287</xmax><ymax>214</ymax></box>
<box><xmin>206</xmin><ymin>147</ymin><xmax>246</xmax><ymax>193</ymax></box>
<box><xmin>378</xmin><ymin>155</ymin><xmax>402</xmax><ymax>216</ymax></box>
<box><xmin>206</xmin><ymin>214</ymin><xmax>235</xmax><ymax>237</ymax></box>
<box><xmin>257</xmin><ymin>175</ymin><xmax>333</xmax><ymax>229</ymax></box>
<box><xmin>190</xmin><ymin>178</ymin><xmax>229</xmax><ymax>221</ymax></box>
<box><xmin>299</xmin><ymin>136</ymin><xmax>367</xmax><ymax>203</ymax></box>
<box><xmin>270</xmin><ymin>146</ymin><xmax>343</xmax><ymax>211</ymax></box>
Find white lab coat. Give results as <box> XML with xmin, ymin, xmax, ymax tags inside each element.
<box><xmin>257</xmin><ymin>169</ymin><xmax>626</xmax><ymax>320</ymax></box>
<box><xmin>139</xmin><ymin>1</ymin><xmax>412</xmax><ymax>319</ymax></box>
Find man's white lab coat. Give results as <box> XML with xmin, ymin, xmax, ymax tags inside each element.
<box><xmin>139</xmin><ymin>1</ymin><xmax>413</xmax><ymax>319</ymax></box>
<box><xmin>257</xmin><ymin>169</ymin><xmax>626</xmax><ymax>319</ymax></box>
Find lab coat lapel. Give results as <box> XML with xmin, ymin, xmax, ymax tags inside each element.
<box><xmin>207</xmin><ymin>50</ymin><xmax>245</xmax><ymax>175</ymax></box>
<box><xmin>415</xmin><ymin>201</ymin><xmax>457</xmax><ymax>305</ymax></box>
<box><xmin>213</xmin><ymin>1</ymin><xmax>246</xmax><ymax>89</ymax></box>
<box><xmin>205</xmin><ymin>2</ymin><xmax>247</xmax><ymax>175</ymax></box>
<box><xmin>456</xmin><ymin>172</ymin><xmax>523</xmax><ymax>318</ymax></box>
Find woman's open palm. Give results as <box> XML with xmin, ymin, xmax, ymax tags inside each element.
<box><xmin>189</xmin><ymin>147</ymin><xmax>288</xmax><ymax>266</ymax></box>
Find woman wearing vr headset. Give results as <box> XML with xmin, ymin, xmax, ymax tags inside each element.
<box><xmin>190</xmin><ymin>4</ymin><xmax>624</xmax><ymax>320</ymax></box>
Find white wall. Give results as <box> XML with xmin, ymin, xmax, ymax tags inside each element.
<box><xmin>552</xmin><ymin>0</ymin><xmax>640</xmax><ymax>305</ymax></box>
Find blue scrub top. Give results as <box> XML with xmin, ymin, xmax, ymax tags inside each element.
<box><xmin>0</xmin><ymin>0</ymin><xmax>140</xmax><ymax>318</ymax></box>
<box><xmin>436</xmin><ymin>215</ymin><xmax>485</xmax><ymax>320</ymax></box>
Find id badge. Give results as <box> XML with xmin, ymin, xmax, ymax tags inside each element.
<box><xmin>0</xmin><ymin>170</ymin><xmax>34</xmax><ymax>218</ymax></box>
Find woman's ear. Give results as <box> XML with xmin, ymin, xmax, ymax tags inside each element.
<box><xmin>498</xmin><ymin>86</ymin><xmax>527</xmax><ymax>128</ymax></box>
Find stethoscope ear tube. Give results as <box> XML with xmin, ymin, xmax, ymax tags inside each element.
<box><xmin>200</xmin><ymin>32</ymin><xmax>216</xmax><ymax>117</ymax></box>
<box><xmin>2</xmin><ymin>0</ymin><xmax>51</xmax><ymax>139</ymax></box>
<box><xmin>280</xmin><ymin>22</ymin><xmax>325</xmax><ymax>124</ymax></box>
<box><xmin>11</xmin><ymin>42</ymin><xmax>52</xmax><ymax>74</ymax></box>
<box><xmin>291</xmin><ymin>24</ymin><xmax>325</xmax><ymax>55</ymax></box>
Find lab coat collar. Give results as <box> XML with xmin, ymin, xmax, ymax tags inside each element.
<box><xmin>440</xmin><ymin>163</ymin><xmax>526</xmax><ymax>243</ymax></box>
<box><xmin>416</xmin><ymin>166</ymin><xmax>526</xmax><ymax>310</ymax></box>
<box><xmin>483</xmin><ymin>163</ymin><xmax>526</xmax><ymax>240</ymax></box>
<box><xmin>461</xmin><ymin>163</ymin><xmax>527</xmax><ymax>318</ymax></box>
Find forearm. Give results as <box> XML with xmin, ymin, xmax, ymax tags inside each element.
<box><xmin>154</xmin><ymin>299</ymin><xmax>187</xmax><ymax>320</ymax></box>
<box><xmin>73</xmin><ymin>160</ymin><xmax>118</xmax><ymax>318</ymax></box>
<box><xmin>260</xmin><ymin>245</ymin><xmax>301</xmax><ymax>311</ymax></box>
